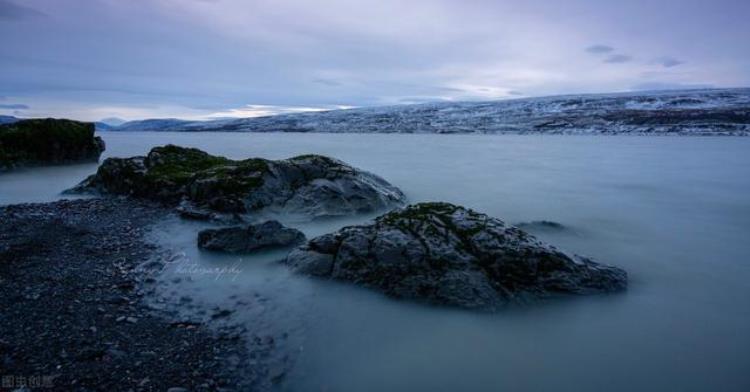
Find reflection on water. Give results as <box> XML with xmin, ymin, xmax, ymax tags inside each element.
<box><xmin>2</xmin><ymin>132</ymin><xmax>749</xmax><ymax>391</ymax></box>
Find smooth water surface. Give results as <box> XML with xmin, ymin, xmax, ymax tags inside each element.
<box><xmin>2</xmin><ymin>132</ymin><xmax>749</xmax><ymax>391</ymax></box>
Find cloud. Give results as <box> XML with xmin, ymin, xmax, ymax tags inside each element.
<box><xmin>397</xmin><ymin>96</ymin><xmax>452</xmax><ymax>104</ymax></box>
<box><xmin>585</xmin><ymin>45</ymin><xmax>614</xmax><ymax>54</ymax></box>
<box><xmin>312</xmin><ymin>78</ymin><xmax>343</xmax><ymax>87</ymax></box>
<box><xmin>604</xmin><ymin>54</ymin><xmax>632</xmax><ymax>64</ymax></box>
<box><xmin>654</xmin><ymin>56</ymin><xmax>684</xmax><ymax>68</ymax></box>
<box><xmin>0</xmin><ymin>103</ymin><xmax>28</xmax><ymax>109</ymax></box>
<box><xmin>433</xmin><ymin>86</ymin><xmax>466</xmax><ymax>93</ymax></box>
<box><xmin>204</xmin><ymin>104</ymin><xmax>354</xmax><ymax>119</ymax></box>
<box><xmin>631</xmin><ymin>82</ymin><xmax>713</xmax><ymax>91</ymax></box>
<box><xmin>2</xmin><ymin>0</ymin><xmax>749</xmax><ymax>120</ymax></box>
<box><xmin>0</xmin><ymin>0</ymin><xmax>44</xmax><ymax>20</ymax></box>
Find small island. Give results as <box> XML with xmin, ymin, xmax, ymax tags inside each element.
<box><xmin>0</xmin><ymin>118</ymin><xmax>105</xmax><ymax>171</ymax></box>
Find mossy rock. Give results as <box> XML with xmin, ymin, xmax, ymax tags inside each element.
<box><xmin>0</xmin><ymin>118</ymin><xmax>105</xmax><ymax>170</ymax></box>
<box><xmin>144</xmin><ymin>145</ymin><xmax>233</xmax><ymax>184</ymax></box>
<box><xmin>287</xmin><ymin>202</ymin><xmax>627</xmax><ymax>310</ymax></box>
<box><xmin>70</xmin><ymin>145</ymin><xmax>405</xmax><ymax>217</ymax></box>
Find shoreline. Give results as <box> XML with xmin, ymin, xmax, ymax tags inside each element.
<box><xmin>0</xmin><ymin>198</ymin><xmax>269</xmax><ymax>391</ymax></box>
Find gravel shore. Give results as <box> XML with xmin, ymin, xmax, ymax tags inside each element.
<box><xmin>0</xmin><ymin>198</ymin><xmax>260</xmax><ymax>391</ymax></box>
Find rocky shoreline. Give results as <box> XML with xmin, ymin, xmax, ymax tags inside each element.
<box><xmin>0</xmin><ymin>198</ymin><xmax>265</xmax><ymax>391</ymax></box>
<box><xmin>0</xmin><ymin>144</ymin><xmax>630</xmax><ymax>390</ymax></box>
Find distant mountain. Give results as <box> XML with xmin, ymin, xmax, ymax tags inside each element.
<box><xmin>106</xmin><ymin>88</ymin><xmax>750</xmax><ymax>135</ymax></box>
<box><xmin>0</xmin><ymin>115</ymin><xmax>19</xmax><ymax>125</ymax></box>
<box><xmin>94</xmin><ymin>122</ymin><xmax>112</xmax><ymax>131</ymax></box>
<box><xmin>109</xmin><ymin>118</ymin><xmax>193</xmax><ymax>132</ymax></box>
<box><xmin>99</xmin><ymin>117</ymin><xmax>127</xmax><ymax>126</ymax></box>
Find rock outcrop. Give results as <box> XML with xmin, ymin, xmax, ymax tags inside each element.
<box><xmin>0</xmin><ymin>118</ymin><xmax>105</xmax><ymax>170</ymax></box>
<box><xmin>69</xmin><ymin>145</ymin><xmax>405</xmax><ymax>218</ymax></box>
<box><xmin>287</xmin><ymin>202</ymin><xmax>627</xmax><ymax>310</ymax></box>
<box><xmin>198</xmin><ymin>220</ymin><xmax>306</xmax><ymax>254</ymax></box>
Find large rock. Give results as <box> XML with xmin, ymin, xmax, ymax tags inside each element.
<box><xmin>0</xmin><ymin>118</ymin><xmax>105</xmax><ymax>170</ymax></box>
<box><xmin>69</xmin><ymin>145</ymin><xmax>405</xmax><ymax>218</ymax></box>
<box><xmin>286</xmin><ymin>202</ymin><xmax>627</xmax><ymax>310</ymax></box>
<box><xmin>198</xmin><ymin>220</ymin><xmax>306</xmax><ymax>254</ymax></box>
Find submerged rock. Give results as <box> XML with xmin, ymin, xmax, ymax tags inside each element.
<box><xmin>0</xmin><ymin>118</ymin><xmax>105</xmax><ymax>170</ymax></box>
<box><xmin>69</xmin><ymin>145</ymin><xmax>405</xmax><ymax>218</ymax></box>
<box><xmin>515</xmin><ymin>220</ymin><xmax>567</xmax><ymax>231</ymax></box>
<box><xmin>198</xmin><ymin>220</ymin><xmax>306</xmax><ymax>254</ymax></box>
<box><xmin>287</xmin><ymin>202</ymin><xmax>627</xmax><ymax>310</ymax></box>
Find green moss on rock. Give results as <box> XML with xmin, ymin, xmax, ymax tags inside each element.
<box><xmin>289</xmin><ymin>202</ymin><xmax>628</xmax><ymax>310</ymax></box>
<box><xmin>377</xmin><ymin>202</ymin><xmax>491</xmax><ymax>253</ymax></box>
<box><xmin>188</xmin><ymin>159</ymin><xmax>270</xmax><ymax>211</ymax></box>
<box><xmin>72</xmin><ymin>144</ymin><xmax>406</xmax><ymax>217</ymax></box>
<box><xmin>144</xmin><ymin>145</ymin><xmax>234</xmax><ymax>186</ymax></box>
<box><xmin>379</xmin><ymin>202</ymin><xmax>459</xmax><ymax>223</ymax></box>
<box><xmin>76</xmin><ymin>144</ymin><xmax>272</xmax><ymax>212</ymax></box>
<box><xmin>288</xmin><ymin>154</ymin><xmax>339</xmax><ymax>165</ymax></box>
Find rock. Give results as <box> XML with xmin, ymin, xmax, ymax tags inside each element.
<box><xmin>166</xmin><ymin>388</ymin><xmax>188</xmax><ymax>392</ymax></box>
<box><xmin>176</xmin><ymin>201</ymin><xmax>244</xmax><ymax>224</ymax></box>
<box><xmin>198</xmin><ymin>221</ymin><xmax>306</xmax><ymax>254</ymax></box>
<box><xmin>176</xmin><ymin>203</ymin><xmax>215</xmax><ymax>221</ymax></box>
<box><xmin>269</xmin><ymin>363</ymin><xmax>286</xmax><ymax>383</ymax></box>
<box><xmin>515</xmin><ymin>220</ymin><xmax>567</xmax><ymax>231</ymax></box>
<box><xmin>287</xmin><ymin>202</ymin><xmax>627</xmax><ymax>310</ymax></box>
<box><xmin>69</xmin><ymin>145</ymin><xmax>405</xmax><ymax>218</ymax></box>
<box><xmin>0</xmin><ymin>118</ymin><xmax>105</xmax><ymax>171</ymax></box>
<box><xmin>211</xmin><ymin>309</ymin><xmax>233</xmax><ymax>319</ymax></box>
<box><xmin>105</xmin><ymin>347</ymin><xmax>126</xmax><ymax>359</ymax></box>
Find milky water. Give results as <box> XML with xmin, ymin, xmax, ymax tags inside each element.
<box><xmin>2</xmin><ymin>132</ymin><xmax>749</xmax><ymax>391</ymax></box>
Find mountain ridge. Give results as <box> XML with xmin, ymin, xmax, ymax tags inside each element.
<box><xmin>97</xmin><ymin>88</ymin><xmax>750</xmax><ymax>135</ymax></box>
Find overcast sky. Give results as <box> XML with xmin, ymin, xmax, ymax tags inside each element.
<box><xmin>1</xmin><ymin>0</ymin><xmax>749</xmax><ymax>121</ymax></box>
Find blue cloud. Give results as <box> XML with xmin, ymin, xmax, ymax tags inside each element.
<box><xmin>1</xmin><ymin>0</ymin><xmax>748</xmax><ymax>120</ymax></box>
<box><xmin>0</xmin><ymin>0</ymin><xmax>44</xmax><ymax>20</ymax></box>
<box><xmin>313</xmin><ymin>78</ymin><xmax>343</xmax><ymax>87</ymax></box>
<box><xmin>0</xmin><ymin>103</ymin><xmax>28</xmax><ymax>109</ymax></box>
<box><xmin>585</xmin><ymin>45</ymin><xmax>614</xmax><ymax>54</ymax></box>
<box><xmin>604</xmin><ymin>54</ymin><xmax>632</xmax><ymax>64</ymax></box>
<box><xmin>655</xmin><ymin>56</ymin><xmax>684</xmax><ymax>68</ymax></box>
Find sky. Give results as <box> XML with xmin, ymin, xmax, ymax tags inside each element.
<box><xmin>1</xmin><ymin>0</ymin><xmax>749</xmax><ymax>121</ymax></box>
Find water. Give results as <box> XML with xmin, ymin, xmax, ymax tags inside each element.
<box><xmin>2</xmin><ymin>132</ymin><xmax>749</xmax><ymax>391</ymax></box>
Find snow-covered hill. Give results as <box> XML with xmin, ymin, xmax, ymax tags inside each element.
<box><xmin>109</xmin><ymin>88</ymin><xmax>750</xmax><ymax>135</ymax></box>
<box><xmin>111</xmin><ymin>118</ymin><xmax>193</xmax><ymax>132</ymax></box>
